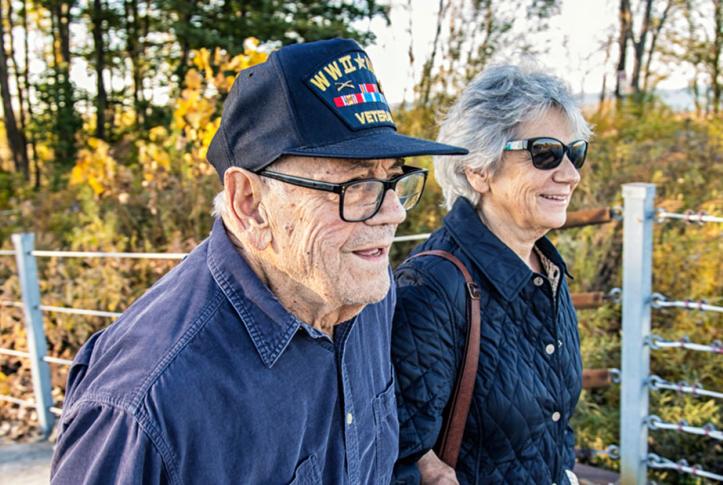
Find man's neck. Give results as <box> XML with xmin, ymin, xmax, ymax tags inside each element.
<box><xmin>223</xmin><ymin>223</ymin><xmax>361</xmax><ymax>336</ymax></box>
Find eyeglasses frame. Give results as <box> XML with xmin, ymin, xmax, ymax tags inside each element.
<box><xmin>503</xmin><ymin>137</ymin><xmax>589</xmax><ymax>170</ymax></box>
<box><xmin>258</xmin><ymin>165</ymin><xmax>429</xmax><ymax>222</ymax></box>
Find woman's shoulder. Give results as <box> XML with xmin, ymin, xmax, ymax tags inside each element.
<box><xmin>394</xmin><ymin>228</ymin><xmax>471</xmax><ymax>305</ymax></box>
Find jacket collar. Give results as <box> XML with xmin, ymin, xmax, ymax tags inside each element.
<box><xmin>206</xmin><ymin>218</ymin><xmax>326</xmax><ymax>368</ymax></box>
<box><xmin>443</xmin><ymin>198</ymin><xmax>571</xmax><ymax>301</ymax></box>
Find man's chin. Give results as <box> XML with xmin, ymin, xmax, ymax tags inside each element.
<box><xmin>339</xmin><ymin>277</ymin><xmax>391</xmax><ymax>306</ymax></box>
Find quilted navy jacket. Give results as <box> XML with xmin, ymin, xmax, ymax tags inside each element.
<box><xmin>391</xmin><ymin>198</ymin><xmax>582</xmax><ymax>485</ymax></box>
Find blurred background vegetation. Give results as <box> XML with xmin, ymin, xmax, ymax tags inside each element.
<box><xmin>0</xmin><ymin>0</ymin><xmax>720</xmax><ymax>482</ymax></box>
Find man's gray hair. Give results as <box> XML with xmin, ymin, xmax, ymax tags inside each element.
<box><xmin>433</xmin><ymin>64</ymin><xmax>592</xmax><ymax>210</ymax></box>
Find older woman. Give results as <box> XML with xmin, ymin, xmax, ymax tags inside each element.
<box><xmin>391</xmin><ymin>65</ymin><xmax>591</xmax><ymax>485</ymax></box>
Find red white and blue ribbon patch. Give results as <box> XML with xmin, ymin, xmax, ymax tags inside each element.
<box><xmin>305</xmin><ymin>51</ymin><xmax>395</xmax><ymax>131</ymax></box>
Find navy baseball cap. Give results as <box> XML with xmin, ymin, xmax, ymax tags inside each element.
<box><xmin>207</xmin><ymin>38</ymin><xmax>468</xmax><ymax>180</ymax></box>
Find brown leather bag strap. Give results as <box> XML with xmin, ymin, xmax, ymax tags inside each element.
<box><xmin>406</xmin><ymin>250</ymin><xmax>480</xmax><ymax>468</ymax></box>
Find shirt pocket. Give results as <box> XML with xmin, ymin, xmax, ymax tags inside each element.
<box><xmin>288</xmin><ymin>454</ymin><xmax>321</xmax><ymax>485</ymax></box>
<box><xmin>373</xmin><ymin>379</ymin><xmax>399</xmax><ymax>484</ymax></box>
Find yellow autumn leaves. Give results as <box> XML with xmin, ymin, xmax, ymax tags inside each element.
<box><xmin>70</xmin><ymin>38</ymin><xmax>269</xmax><ymax>196</ymax></box>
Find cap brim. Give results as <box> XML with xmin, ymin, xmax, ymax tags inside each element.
<box><xmin>281</xmin><ymin>130</ymin><xmax>468</xmax><ymax>161</ymax></box>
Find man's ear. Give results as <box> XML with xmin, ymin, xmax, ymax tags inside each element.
<box><xmin>464</xmin><ymin>166</ymin><xmax>491</xmax><ymax>195</ymax></box>
<box><xmin>224</xmin><ymin>168</ymin><xmax>272</xmax><ymax>250</ymax></box>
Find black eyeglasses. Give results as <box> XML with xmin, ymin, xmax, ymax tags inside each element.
<box><xmin>258</xmin><ymin>165</ymin><xmax>428</xmax><ymax>222</ymax></box>
<box><xmin>503</xmin><ymin>137</ymin><xmax>589</xmax><ymax>170</ymax></box>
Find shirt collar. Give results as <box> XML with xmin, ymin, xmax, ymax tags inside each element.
<box><xmin>442</xmin><ymin>197</ymin><xmax>571</xmax><ymax>301</ymax></box>
<box><xmin>206</xmin><ymin>218</ymin><xmax>325</xmax><ymax>368</ymax></box>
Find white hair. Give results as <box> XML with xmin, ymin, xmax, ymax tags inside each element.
<box><xmin>433</xmin><ymin>64</ymin><xmax>593</xmax><ymax>210</ymax></box>
<box><xmin>212</xmin><ymin>190</ymin><xmax>227</xmax><ymax>218</ymax></box>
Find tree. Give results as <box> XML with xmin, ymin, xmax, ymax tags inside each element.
<box><xmin>414</xmin><ymin>0</ymin><xmax>561</xmax><ymax>107</ymax></box>
<box><xmin>157</xmin><ymin>0</ymin><xmax>389</xmax><ymax>86</ymax></box>
<box><xmin>0</xmin><ymin>0</ymin><xmax>29</xmax><ymax>179</ymax></box>
<box><xmin>91</xmin><ymin>0</ymin><xmax>107</xmax><ymax>139</ymax></box>
<box><xmin>615</xmin><ymin>0</ymin><xmax>676</xmax><ymax>99</ymax></box>
<box><xmin>663</xmin><ymin>0</ymin><xmax>722</xmax><ymax>114</ymax></box>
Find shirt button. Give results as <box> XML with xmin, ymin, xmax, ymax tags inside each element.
<box><xmin>533</xmin><ymin>276</ymin><xmax>544</xmax><ymax>286</ymax></box>
<box><xmin>545</xmin><ymin>344</ymin><xmax>555</xmax><ymax>355</ymax></box>
<box><xmin>346</xmin><ymin>413</ymin><xmax>353</xmax><ymax>425</ymax></box>
<box><xmin>552</xmin><ymin>411</ymin><xmax>561</xmax><ymax>422</ymax></box>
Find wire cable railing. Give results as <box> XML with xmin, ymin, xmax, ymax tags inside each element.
<box><xmin>31</xmin><ymin>249</ymin><xmax>187</xmax><ymax>260</ymax></box>
<box><xmin>1</xmin><ymin>197</ymin><xmax>720</xmax><ymax>468</ymax></box>
<box><xmin>646</xmin><ymin>334</ymin><xmax>723</xmax><ymax>354</ymax></box>
<box><xmin>575</xmin><ymin>444</ymin><xmax>620</xmax><ymax>461</ymax></box>
<box><xmin>656</xmin><ymin>209</ymin><xmax>723</xmax><ymax>225</ymax></box>
<box><xmin>646</xmin><ymin>415</ymin><xmax>723</xmax><ymax>441</ymax></box>
<box><xmin>647</xmin><ymin>453</ymin><xmax>723</xmax><ymax>482</ymax></box>
<box><xmin>648</xmin><ymin>375</ymin><xmax>723</xmax><ymax>400</ymax></box>
<box><xmin>651</xmin><ymin>293</ymin><xmax>723</xmax><ymax>313</ymax></box>
<box><xmin>0</xmin><ymin>347</ymin><xmax>73</xmax><ymax>367</ymax></box>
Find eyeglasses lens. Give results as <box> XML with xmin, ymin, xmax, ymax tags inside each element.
<box><xmin>341</xmin><ymin>171</ymin><xmax>426</xmax><ymax>221</ymax></box>
<box><xmin>343</xmin><ymin>180</ymin><xmax>384</xmax><ymax>221</ymax></box>
<box><xmin>395</xmin><ymin>172</ymin><xmax>425</xmax><ymax>209</ymax></box>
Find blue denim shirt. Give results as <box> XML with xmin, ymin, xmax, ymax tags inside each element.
<box><xmin>51</xmin><ymin>218</ymin><xmax>399</xmax><ymax>484</ymax></box>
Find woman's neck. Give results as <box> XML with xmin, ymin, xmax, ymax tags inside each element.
<box><xmin>476</xmin><ymin>204</ymin><xmax>543</xmax><ymax>273</ymax></box>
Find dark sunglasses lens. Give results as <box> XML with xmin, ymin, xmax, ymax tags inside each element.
<box><xmin>568</xmin><ymin>141</ymin><xmax>588</xmax><ymax>169</ymax></box>
<box><xmin>530</xmin><ymin>139</ymin><xmax>564</xmax><ymax>169</ymax></box>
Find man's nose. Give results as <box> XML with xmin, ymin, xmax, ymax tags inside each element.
<box><xmin>366</xmin><ymin>189</ymin><xmax>406</xmax><ymax>226</ymax></box>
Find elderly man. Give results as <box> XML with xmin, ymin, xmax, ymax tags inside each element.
<box><xmin>49</xmin><ymin>39</ymin><xmax>466</xmax><ymax>484</ymax></box>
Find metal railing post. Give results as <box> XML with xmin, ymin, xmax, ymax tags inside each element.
<box><xmin>12</xmin><ymin>233</ymin><xmax>55</xmax><ymax>436</ymax></box>
<box><xmin>620</xmin><ymin>183</ymin><xmax>656</xmax><ymax>485</ymax></box>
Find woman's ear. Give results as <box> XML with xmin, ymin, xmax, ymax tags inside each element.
<box><xmin>223</xmin><ymin>168</ymin><xmax>272</xmax><ymax>250</ymax></box>
<box><xmin>464</xmin><ymin>167</ymin><xmax>491</xmax><ymax>195</ymax></box>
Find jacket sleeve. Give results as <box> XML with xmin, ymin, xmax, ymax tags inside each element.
<box><xmin>391</xmin><ymin>262</ymin><xmax>465</xmax><ymax>482</ymax></box>
<box><xmin>51</xmin><ymin>401</ymin><xmax>170</xmax><ymax>485</ymax></box>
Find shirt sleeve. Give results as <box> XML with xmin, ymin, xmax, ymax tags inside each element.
<box><xmin>51</xmin><ymin>401</ymin><xmax>170</xmax><ymax>485</ymax></box>
<box><xmin>391</xmin><ymin>262</ymin><xmax>465</xmax><ymax>480</ymax></box>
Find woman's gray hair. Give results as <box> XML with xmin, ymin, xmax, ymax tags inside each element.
<box><xmin>434</xmin><ymin>64</ymin><xmax>592</xmax><ymax>210</ymax></box>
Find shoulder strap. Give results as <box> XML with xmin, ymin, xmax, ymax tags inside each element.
<box><xmin>405</xmin><ymin>250</ymin><xmax>480</xmax><ymax>468</ymax></box>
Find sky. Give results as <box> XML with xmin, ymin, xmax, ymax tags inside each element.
<box><xmin>364</xmin><ymin>0</ymin><xmax>690</xmax><ymax>105</ymax></box>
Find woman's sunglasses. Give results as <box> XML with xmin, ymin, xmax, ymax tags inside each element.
<box><xmin>503</xmin><ymin>137</ymin><xmax>589</xmax><ymax>170</ymax></box>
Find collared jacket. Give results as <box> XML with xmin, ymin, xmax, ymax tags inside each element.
<box><xmin>51</xmin><ymin>218</ymin><xmax>399</xmax><ymax>485</ymax></box>
<box><xmin>391</xmin><ymin>198</ymin><xmax>582</xmax><ymax>484</ymax></box>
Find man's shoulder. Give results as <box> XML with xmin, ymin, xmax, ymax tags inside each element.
<box><xmin>62</xmin><ymin>240</ymin><xmax>229</xmax><ymax>414</ymax></box>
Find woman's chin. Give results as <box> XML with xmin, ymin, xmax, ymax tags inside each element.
<box><xmin>536</xmin><ymin>213</ymin><xmax>568</xmax><ymax>232</ymax></box>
